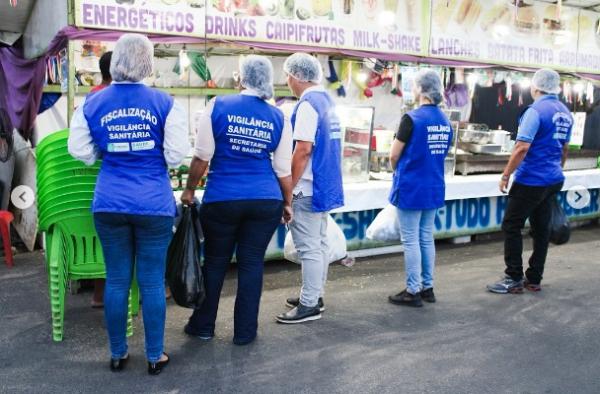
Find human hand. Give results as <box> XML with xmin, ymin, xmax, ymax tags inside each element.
<box><xmin>499</xmin><ymin>174</ymin><xmax>510</xmax><ymax>194</ymax></box>
<box><xmin>282</xmin><ymin>204</ymin><xmax>293</xmax><ymax>224</ymax></box>
<box><xmin>181</xmin><ymin>188</ymin><xmax>195</xmax><ymax>206</ymax></box>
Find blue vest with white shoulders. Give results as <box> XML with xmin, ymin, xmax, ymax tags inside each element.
<box><xmin>389</xmin><ymin>105</ymin><xmax>452</xmax><ymax>210</ymax></box>
<box><xmin>515</xmin><ymin>96</ymin><xmax>572</xmax><ymax>187</ymax></box>
<box><xmin>83</xmin><ymin>83</ymin><xmax>176</xmax><ymax>216</ymax></box>
<box><xmin>291</xmin><ymin>90</ymin><xmax>344</xmax><ymax>212</ymax></box>
<box><xmin>203</xmin><ymin>94</ymin><xmax>284</xmax><ymax>203</ymax></box>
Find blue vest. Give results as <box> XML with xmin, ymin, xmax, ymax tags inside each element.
<box><xmin>389</xmin><ymin>105</ymin><xmax>452</xmax><ymax>210</ymax></box>
<box><xmin>83</xmin><ymin>83</ymin><xmax>176</xmax><ymax>216</ymax></box>
<box><xmin>514</xmin><ymin>96</ymin><xmax>572</xmax><ymax>187</ymax></box>
<box><xmin>203</xmin><ymin>94</ymin><xmax>284</xmax><ymax>203</ymax></box>
<box><xmin>291</xmin><ymin>91</ymin><xmax>344</xmax><ymax>212</ymax></box>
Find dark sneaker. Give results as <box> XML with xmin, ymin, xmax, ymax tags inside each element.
<box><xmin>420</xmin><ymin>288</ymin><xmax>436</xmax><ymax>303</ymax></box>
<box><xmin>184</xmin><ymin>323</ymin><xmax>214</xmax><ymax>340</ymax></box>
<box><xmin>286</xmin><ymin>297</ymin><xmax>325</xmax><ymax>312</ymax></box>
<box><xmin>388</xmin><ymin>290</ymin><xmax>423</xmax><ymax>307</ymax></box>
<box><xmin>524</xmin><ymin>280</ymin><xmax>542</xmax><ymax>292</ymax></box>
<box><xmin>276</xmin><ymin>304</ymin><xmax>322</xmax><ymax>324</ymax></box>
<box><xmin>487</xmin><ymin>276</ymin><xmax>524</xmax><ymax>294</ymax></box>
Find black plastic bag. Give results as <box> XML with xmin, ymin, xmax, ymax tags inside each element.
<box><xmin>166</xmin><ymin>205</ymin><xmax>205</xmax><ymax>308</ymax></box>
<box><xmin>549</xmin><ymin>197</ymin><xmax>570</xmax><ymax>245</ymax></box>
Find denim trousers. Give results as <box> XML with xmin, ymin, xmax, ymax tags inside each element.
<box><xmin>93</xmin><ymin>213</ymin><xmax>173</xmax><ymax>363</ymax></box>
<box><xmin>502</xmin><ymin>181</ymin><xmax>563</xmax><ymax>284</ymax></box>
<box><xmin>397</xmin><ymin>208</ymin><xmax>437</xmax><ymax>295</ymax></box>
<box><xmin>187</xmin><ymin>199</ymin><xmax>283</xmax><ymax>342</ymax></box>
<box><xmin>290</xmin><ymin>195</ymin><xmax>329</xmax><ymax>308</ymax></box>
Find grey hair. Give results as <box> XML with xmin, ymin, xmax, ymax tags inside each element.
<box><xmin>110</xmin><ymin>33</ymin><xmax>154</xmax><ymax>82</ymax></box>
<box><xmin>240</xmin><ymin>55</ymin><xmax>274</xmax><ymax>100</ymax></box>
<box><xmin>413</xmin><ymin>69</ymin><xmax>443</xmax><ymax>105</ymax></box>
<box><xmin>283</xmin><ymin>53</ymin><xmax>322</xmax><ymax>83</ymax></box>
<box><xmin>532</xmin><ymin>68</ymin><xmax>561</xmax><ymax>94</ymax></box>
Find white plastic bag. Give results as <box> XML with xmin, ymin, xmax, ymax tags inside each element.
<box><xmin>284</xmin><ymin>215</ymin><xmax>347</xmax><ymax>264</ymax></box>
<box><xmin>366</xmin><ymin>204</ymin><xmax>401</xmax><ymax>241</ymax></box>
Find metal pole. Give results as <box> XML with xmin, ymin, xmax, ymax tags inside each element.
<box><xmin>67</xmin><ymin>40</ymin><xmax>76</xmax><ymax>127</ymax></box>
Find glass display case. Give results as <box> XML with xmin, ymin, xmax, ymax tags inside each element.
<box><xmin>337</xmin><ymin>105</ymin><xmax>375</xmax><ymax>183</ymax></box>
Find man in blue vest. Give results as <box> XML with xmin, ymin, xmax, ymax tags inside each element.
<box><xmin>488</xmin><ymin>69</ymin><xmax>572</xmax><ymax>294</ymax></box>
<box><xmin>276</xmin><ymin>53</ymin><xmax>344</xmax><ymax>324</ymax></box>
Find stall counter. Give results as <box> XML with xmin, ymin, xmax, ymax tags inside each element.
<box><xmin>174</xmin><ymin>169</ymin><xmax>600</xmax><ymax>260</ymax></box>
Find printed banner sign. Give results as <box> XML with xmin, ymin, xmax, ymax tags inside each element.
<box><xmin>575</xmin><ymin>10</ymin><xmax>600</xmax><ymax>73</ymax></box>
<box><xmin>74</xmin><ymin>0</ymin><xmax>427</xmax><ymax>55</ymax></box>
<box><xmin>74</xmin><ymin>0</ymin><xmax>206</xmax><ymax>37</ymax></box>
<box><xmin>429</xmin><ymin>0</ymin><xmax>580</xmax><ymax>71</ymax></box>
<box><xmin>73</xmin><ymin>0</ymin><xmax>600</xmax><ymax>73</ymax></box>
<box><xmin>204</xmin><ymin>0</ymin><xmax>427</xmax><ymax>54</ymax></box>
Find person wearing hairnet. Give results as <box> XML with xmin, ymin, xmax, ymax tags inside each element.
<box><xmin>276</xmin><ymin>53</ymin><xmax>344</xmax><ymax>324</ymax></box>
<box><xmin>387</xmin><ymin>70</ymin><xmax>453</xmax><ymax>307</ymax></box>
<box><xmin>181</xmin><ymin>55</ymin><xmax>293</xmax><ymax>345</ymax></box>
<box><xmin>68</xmin><ymin>33</ymin><xmax>190</xmax><ymax>375</ymax></box>
<box><xmin>488</xmin><ymin>69</ymin><xmax>572</xmax><ymax>294</ymax></box>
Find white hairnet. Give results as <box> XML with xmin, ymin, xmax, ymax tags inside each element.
<box><xmin>110</xmin><ymin>33</ymin><xmax>154</xmax><ymax>82</ymax></box>
<box><xmin>240</xmin><ymin>55</ymin><xmax>274</xmax><ymax>100</ymax></box>
<box><xmin>532</xmin><ymin>68</ymin><xmax>561</xmax><ymax>94</ymax></box>
<box><xmin>414</xmin><ymin>69</ymin><xmax>443</xmax><ymax>105</ymax></box>
<box><xmin>283</xmin><ymin>53</ymin><xmax>323</xmax><ymax>83</ymax></box>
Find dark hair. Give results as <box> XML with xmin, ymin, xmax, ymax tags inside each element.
<box><xmin>99</xmin><ymin>51</ymin><xmax>113</xmax><ymax>81</ymax></box>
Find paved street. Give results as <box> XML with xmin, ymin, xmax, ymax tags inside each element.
<box><xmin>1</xmin><ymin>225</ymin><xmax>599</xmax><ymax>394</ymax></box>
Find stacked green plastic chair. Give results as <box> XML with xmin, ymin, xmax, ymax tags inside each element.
<box><xmin>36</xmin><ymin>130</ymin><xmax>139</xmax><ymax>341</ymax></box>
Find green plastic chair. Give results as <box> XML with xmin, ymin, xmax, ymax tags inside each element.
<box><xmin>37</xmin><ymin>171</ymin><xmax>100</xmax><ymax>192</ymax></box>
<box><xmin>37</xmin><ymin>183</ymin><xmax>97</xmax><ymax>205</ymax></box>
<box><xmin>37</xmin><ymin>160</ymin><xmax>101</xmax><ymax>176</ymax></box>
<box><xmin>47</xmin><ymin>216</ymin><xmax>139</xmax><ymax>342</ymax></box>
<box><xmin>38</xmin><ymin>192</ymin><xmax>94</xmax><ymax>214</ymax></box>
<box><xmin>36</xmin><ymin>129</ymin><xmax>68</xmax><ymax>146</ymax></box>
<box><xmin>39</xmin><ymin>200</ymin><xmax>93</xmax><ymax>221</ymax></box>
<box><xmin>36</xmin><ymin>130</ymin><xmax>69</xmax><ymax>157</ymax></box>
<box><xmin>40</xmin><ymin>208</ymin><xmax>92</xmax><ymax>232</ymax></box>
<box><xmin>38</xmin><ymin>177</ymin><xmax>99</xmax><ymax>197</ymax></box>
<box><xmin>36</xmin><ymin>153</ymin><xmax>81</xmax><ymax>170</ymax></box>
<box><xmin>36</xmin><ymin>147</ymin><xmax>70</xmax><ymax>164</ymax></box>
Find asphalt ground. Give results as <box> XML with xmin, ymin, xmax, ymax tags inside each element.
<box><xmin>1</xmin><ymin>224</ymin><xmax>599</xmax><ymax>394</ymax></box>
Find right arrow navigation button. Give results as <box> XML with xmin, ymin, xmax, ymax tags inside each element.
<box><xmin>566</xmin><ymin>186</ymin><xmax>591</xmax><ymax>210</ymax></box>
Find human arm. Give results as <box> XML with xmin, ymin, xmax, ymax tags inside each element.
<box><xmin>181</xmin><ymin>100</ymin><xmax>215</xmax><ymax>205</ymax></box>
<box><xmin>561</xmin><ymin>144</ymin><xmax>569</xmax><ymax>168</ymax></box>
<box><xmin>291</xmin><ymin>101</ymin><xmax>318</xmax><ymax>188</ymax></box>
<box><xmin>181</xmin><ymin>156</ymin><xmax>209</xmax><ymax>205</ymax></box>
<box><xmin>163</xmin><ymin>100</ymin><xmax>191</xmax><ymax>168</ymax></box>
<box><xmin>67</xmin><ymin>98</ymin><xmax>100</xmax><ymax>166</ymax></box>
<box><xmin>499</xmin><ymin>141</ymin><xmax>531</xmax><ymax>193</ymax></box>
<box><xmin>390</xmin><ymin>114</ymin><xmax>412</xmax><ymax>170</ymax></box>
<box><xmin>274</xmin><ymin>118</ymin><xmax>294</xmax><ymax>223</ymax></box>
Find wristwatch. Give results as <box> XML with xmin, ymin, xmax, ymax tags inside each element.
<box><xmin>501</xmin><ymin>174</ymin><xmax>510</xmax><ymax>181</ymax></box>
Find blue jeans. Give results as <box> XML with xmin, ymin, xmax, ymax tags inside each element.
<box><xmin>94</xmin><ymin>213</ymin><xmax>173</xmax><ymax>363</ymax></box>
<box><xmin>187</xmin><ymin>199</ymin><xmax>283</xmax><ymax>342</ymax></box>
<box><xmin>397</xmin><ymin>208</ymin><xmax>437</xmax><ymax>295</ymax></box>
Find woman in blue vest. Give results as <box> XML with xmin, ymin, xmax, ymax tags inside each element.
<box><xmin>68</xmin><ymin>34</ymin><xmax>190</xmax><ymax>375</ymax></box>
<box><xmin>388</xmin><ymin>70</ymin><xmax>453</xmax><ymax>307</ymax></box>
<box><xmin>181</xmin><ymin>55</ymin><xmax>293</xmax><ymax>345</ymax></box>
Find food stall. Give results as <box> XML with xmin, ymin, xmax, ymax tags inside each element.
<box><xmin>18</xmin><ymin>0</ymin><xmax>600</xmax><ymax>259</ymax></box>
